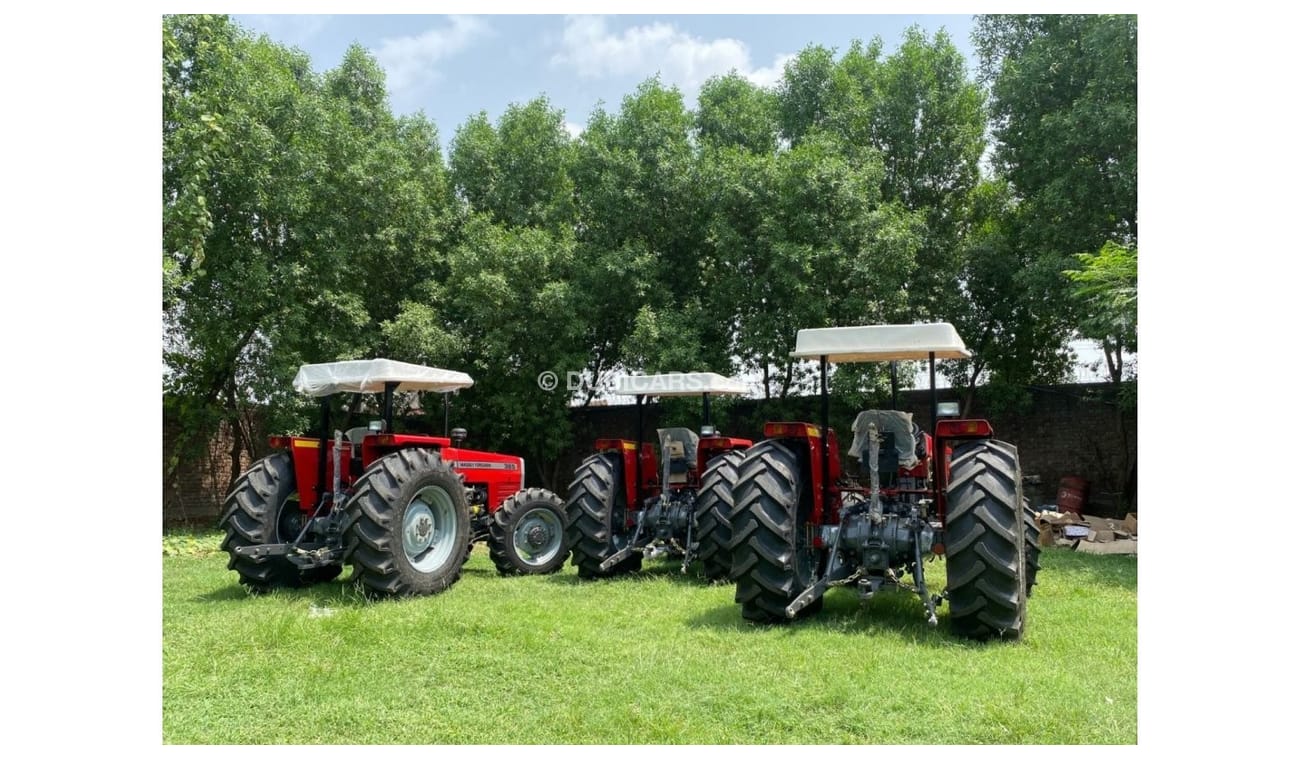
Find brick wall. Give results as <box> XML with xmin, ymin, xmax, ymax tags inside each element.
<box><xmin>556</xmin><ymin>383</ymin><xmax>1137</xmax><ymax>516</ymax></box>
<box><xmin>163</xmin><ymin>411</ymin><xmax>268</xmax><ymax>527</ymax></box>
<box><xmin>162</xmin><ymin>382</ymin><xmax>1136</xmax><ymax>525</ymax></box>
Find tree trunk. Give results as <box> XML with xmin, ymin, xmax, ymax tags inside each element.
<box><xmin>546</xmin><ymin>456</ymin><xmax>566</xmax><ymax>493</ymax></box>
<box><xmin>223</xmin><ymin>380</ymin><xmax>248</xmax><ymax>493</ymax></box>
<box><xmin>581</xmin><ymin>349</ymin><xmax>607</xmax><ymax>408</ymax></box>
<box><xmin>960</xmin><ymin>359</ymin><xmax>984</xmax><ymax>418</ymax></box>
<box><xmin>1102</xmin><ymin>338</ymin><xmax>1121</xmax><ymax>384</ymax></box>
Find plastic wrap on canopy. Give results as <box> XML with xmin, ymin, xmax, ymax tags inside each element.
<box><xmin>292</xmin><ymin>359</ymin><xmax>473</xmax><ymax>398</ymax></box>
<box><xmin>613</xmin><ymin>372</ymin><xmax>749</xmax><ymax>397</ymax></box>
<box><xmin>790</xmin><ymin>323</ymin><xmax>971</xmax><ymax>363</ymax></box>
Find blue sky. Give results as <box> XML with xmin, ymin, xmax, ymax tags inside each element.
<box><xmin>232</xmin><ymin>14</ymin><xmax>980</xmax><ymax>145</ymax></box>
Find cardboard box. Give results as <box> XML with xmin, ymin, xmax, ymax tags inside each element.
<box><xmin>1076</xmin><ymin>538</ymin><xmax>1137</xmax><ymax>555</ymax></box>
<box><xmin>1082</xmin><ymin>514</ymin><xmax>1121</xmax><ymax>530</ymax></box>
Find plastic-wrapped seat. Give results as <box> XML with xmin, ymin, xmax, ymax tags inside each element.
<box><xmin>657</xmin><ymin>427</ymin><xmax>699</xmax><ymax>484</ymax></box>
<box><xmin>848</xmin><ymin>410</ymin><xmax>918</xmax><ymax>468</ymax></box>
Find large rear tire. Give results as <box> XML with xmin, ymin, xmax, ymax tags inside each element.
<box><xmin>489</xmin><ymin>488</ymin><xmax>569</xmax><ymax>576</ymax></box>
<box><xmin>730</xmin><ymin>440</ymin><xmax>822</xmax><ymax>622</ymax></box>
<box><xmin>565</xmin><ymin>453</ymin><xmax>642</xmax><ymax>579</ymax></box>
<box><xmin>1023</xmin><ymin>499</ymin><xmax>1041</xmax><ymax>597</ymax></box>
<box><xmin>945</xmin><ymin>440</ymin><xmax>1029</xmax><ymax>641</ymax></box>
<box><xmin>342</xmin><ymin>449</ymin><xmax>472</xmax><ymax>598</ymax></box>
<box><xmin>695</xmin><ymin>450</ymin><xmax>743</xmax><ymax>581</ymax></box>
<box><xmin>218</xmin><ymin>452</ymin><xmax>341</xmax><ymax>592</ymax></box>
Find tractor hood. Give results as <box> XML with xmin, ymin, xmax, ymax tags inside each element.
<box><xmin>293</xmin><ymin>359</ymin><xmax>474</xmax><ymax>397</ymax></box>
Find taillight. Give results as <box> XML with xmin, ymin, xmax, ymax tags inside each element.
<box><xmin>934</xmin><ymin>419</ymin><xmax>993</xmax><ymax>438</ymax></box>
<box><xmin>763</xmin><ymin>422</ymin><xmax>822</xmax><ymax>438</ymax></box>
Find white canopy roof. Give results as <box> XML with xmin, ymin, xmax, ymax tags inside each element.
<box><xmin>292</xmin><ymin>359</ymin><xmax>474</xmax><ymax>398</ymax></box>
<box><xmin>614</xmin><ymin>372</ymin><xmax>749</xmax><ymax>397</ymax></box>
<box><xmin>791</xmin><ymin>323</ymin><xmax>972</xmax><ymax>363</ymax></box>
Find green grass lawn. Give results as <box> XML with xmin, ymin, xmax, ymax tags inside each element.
<box><xmin>163</xmin><ymin>533</ymin><xmax>1136</xmax><ymax>744</ymax></box>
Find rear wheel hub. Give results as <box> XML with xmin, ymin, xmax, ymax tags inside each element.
<box><xmin>403</xmin><ymin>486</ymin><xmax>459</xmax><ymax>572</ymax></box>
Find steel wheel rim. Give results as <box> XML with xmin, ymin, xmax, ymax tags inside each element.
<box><xmin>512</xmin><ymin>506</ymin><xmax>563</xmax><ymax>566</ymax></box>
<box><xmin>274</xmin><ymin>495</ymin><xmax>303</xmax><ymax>543</ymax></box>
<box><xmin>403</xmin><ymin>486</ymin><xmax>458</xmax><ymax>573</ymax></box>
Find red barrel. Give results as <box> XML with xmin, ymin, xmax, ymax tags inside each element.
<box><xmin>1056</xmin><ymin>476</ymin><xmax>1089</xmax><ymax>515</ymax></box>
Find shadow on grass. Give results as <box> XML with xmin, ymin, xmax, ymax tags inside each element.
<box><xmin>460</xmin><ymin>564</ymin><xmax>503</xmax><ymax>579</ymax></box>
<box><xmin>544</xmin><ymin>558</ymin><xmax>730</xmax><ymax>588</ymax></box>
<box><xmin>1041</xmin><ymin>548</ymin><xmax>1137</xmax><ymax>592</ymax></box>
<box><xmin>194</xmin><ymin>578</ymin><xmax>379</xmax><ymax>608</ymax></box>
<box><xmin>192</xmin><ymin>544</ymin><xmax>511</xmax><ymax>605</ymax></box>
<box><xmin>686</xmin><ymin>585</ymin><xmax>1024</xmax><ymax>649</ymax></box>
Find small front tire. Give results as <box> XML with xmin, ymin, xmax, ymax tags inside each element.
<box><xmin>489</xmin><ymin>488</ymin><xmax>569</xmax><ymax>576</ymax></box>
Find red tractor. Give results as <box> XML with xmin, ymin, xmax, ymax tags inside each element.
<box><xmin>218</xmin><ymin>359</ymin><xmax>568</xmax><ymax>598</ymax></box>
<box><xmin>566</xmin><ymin>372</ymin><xmax>751</xmax><ymax>580</ymax></box>
<box><xmin>729</xmin><ymin>323</ymin><xmax>1040</xmax><ymax>640</ymax></box>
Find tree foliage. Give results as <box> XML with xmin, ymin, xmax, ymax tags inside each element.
<box><xmin>164</xmin><ymin>16</ymin><xmax>453</xmax><ymax>482</ymax></box>
<box><xmin>974</xmin><ymin>14</ymin><xmax>1137</xmax><ymax>255</ymax></box>
<box><xmin>163</xmin><ymin>15</ymin><xmax>1137</xmax><ymax>491</ymax></box>
<box><xmin>1067</xmin><ymin>241</ymin><xmax>1137</xmax><ymax>382</ymax></box>
<box><xmin>975</xmin><ymin>14</ymin><xmax>1137</xmax><ymax>505</ymax></box>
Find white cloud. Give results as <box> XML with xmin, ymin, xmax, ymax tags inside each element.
<box><xmin>746</xmin><ymin>53</ymin><xmax>797</xmax><ymax>89</ymax></box>
<box><xmin>375</xmin><ymin>15</ymin><xmax>490</xmax><ymax>94</ymax></box>
<box><xmin>563</xmin><ymin>121</ymin><xmax>585</xmax><ymax>139</ymax></box>
<box><xmin>551</xmin><ymin>16</ymin><xmax>791</xmax><ymax>96</ymax></box>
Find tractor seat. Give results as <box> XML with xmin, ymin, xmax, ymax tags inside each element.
<box><xmin>664</xmin><ymin>441</ymin><xmax>689</xmax><ymax>484</ymax></box>
<box><xmin>910</xmin><ymin>421</ymin><xmax>928</xmax><ymax>461</ymax></box>
<box><xmin>344</xmin><ymin>427</ymin><xmax>369</xmax><ymax>458</ymax></box>
<box><xmin>657</xmin><ymin>427</ymin><xmax>700</xmax><ymax>485</ymax></box>
<box><xmin>849</xmin><ymin>410</ymin><xmax>919</xmax><ymax>469</ymax></box>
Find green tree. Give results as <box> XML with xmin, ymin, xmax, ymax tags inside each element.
<box><xmin>437</xmin><ymin>217</ymin><xmax>590</xmax><ymax>488</ymax></box>
<box><xmin>711</xmin><ymin>130</ymin><xmax>923</xmax><ymax>398</ymax></box>
<box><xmin>775</xmin><ymin>45</ymin><xmax>838</xmax><ymax>145</ymax></box>
<box><xmin>1066</xmin><ymin>240</ymin><xmax>1138</xmax><ymax>508</ymax></box>
<box><xmin>449</xmin><ymin>97</ymin><xmax>577</xmax><ymax>231</ymax></box>
<box><xmin>770</xmin><ymin>33</ymin><xmax>987</xmax><ymax>328</ymax></box>
<box><xmin>569</xmin><ymin>79</ymin><xmax>718</xmax><ymax>390</ymax></box>
<box><xmin>942</xmin><ymin>180</ymin><xmax>1076</xmax><ymax>414</ymax></box>
<box><xmin>965</xmin><ymin>14</ymin><xmax>1137</xmax><ymax>423</ymax></box>
<box><xmin>1066</xmin><ymin>241</ymin><xmax>1137</xmax><ymax>384</ymax></box>
<box><xmin>165</xmin><ymin>15</ymin><xmax>343</xmax><ymax>481</ymax></box>
<box><xmin>974</xmin><ymin>14</ymin><xmax>1138</xmax><ymax>255</ymax></box>
<box><xmin>696</xmin><ymin>72</ymin><xmax>779</xmax><ymax>154</ymax></box>
<box><xmin>164</xmin><ymin>18</ymin><xmax>456</xmax><ymax>485</ymax></box>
